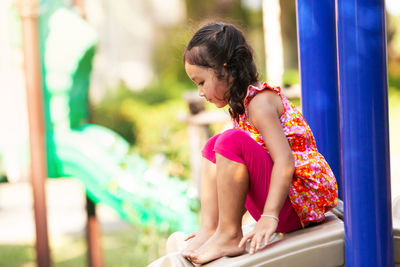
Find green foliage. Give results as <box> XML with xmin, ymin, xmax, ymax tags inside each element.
<box><xmin>389</xmin><ymin>69</ymin><xmax>400</xmax><ymax>92</ymax></box>
<box><xmin>0</xmin><ymin>175</ymin><xmax>7</xmax><ymax>183</ymax></box>
<box><xmin>90</xmin><ymin>88</ymin><xmax>138</xmax><ymax>145</ymax></box>
<box><xmin>121</xmin><ymin>80</ymin><xmax>188</xmax><ymax>106</ymax></box>
<box><xmin>282</xmin><ymin>69</ymin><xmax>300</xmax><ymax>86</ymax></box>
<box><xmin>152</xmin><ymin>26</ymin><xmax>194</xmax><ymax>92</ymax></box>
<box><xmin>91</xmin><ymin>84</ymin><xmax>191</xmax><ymax>180</ymax></box>
<box><xmin>185</xmin><ymin>0</ymin><xmax>247</xmax><ymax>22</ymax></box>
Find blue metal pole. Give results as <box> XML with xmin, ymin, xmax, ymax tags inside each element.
<box><xmin>295</xmin><ymin>0</ymin><xmax>342</xmax><ymax>198</ymax></box>
<box><xmin>336</xmin><ymin>0</ymin><xmax>393</xmax><ymax>266</ymax></box>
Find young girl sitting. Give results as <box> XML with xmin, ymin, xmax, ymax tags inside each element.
<box><xmin>181</xmin><ymin>22</ymin><xmax>338</xmax><ymax>265</ymax></box>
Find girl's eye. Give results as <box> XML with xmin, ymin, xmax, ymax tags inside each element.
<box><xmin>198</xmin><ymin>81</ymin><xmax>204</xmax><ymax>86</ymax></box>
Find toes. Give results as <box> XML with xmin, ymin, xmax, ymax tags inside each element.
<box><xmin>191</xmin><ymin>257</ymin><xmax>201</xmax><ymax>264</ymax></box>
<box><xmin>181</xmin><ymin>252</ymin><xmax>192</xmax><ymax>262</ymax></box>
<box><xmin>182</xmin><ymin>249</ymin><xmax>196</xmax><ymax>261</ymax></box>
<box><xmin>188</xmin><ymin>252</ymin><xmax>199</xmax><ymax>263</ymax></box>
<box><xmin>190</xmin><ymin>252</ymin><xmax>198</xmax><ymax>260</ymax></box>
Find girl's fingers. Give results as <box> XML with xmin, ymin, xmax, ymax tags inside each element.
<box><xmin>238</xmin><ymin>233</ymin><xmax>253</xmax><ymax>248</ymax></box>
<box><xmin>238</xmin><ymin>236</ymin><xmax>249</xmax><ymax>248</ymax></box>
<box><xmin>249</xmin><ymin>237</ymin><xmax>257</xmax><ymax>254</ymax></box>
<box><xmin>255</xmin><ymin>234</ymin><xmax>264</xmax><ymax>251</ymax></box>
<box><xmin>249</xmin><ymin>232</ymin><xmax>270</xmax><ymax>253</ymax></box>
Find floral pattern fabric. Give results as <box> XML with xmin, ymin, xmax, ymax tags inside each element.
<box><xmin>232</xmin><ymin>82</ymin><xmax>338</xmax><ymax>224</ymax></box>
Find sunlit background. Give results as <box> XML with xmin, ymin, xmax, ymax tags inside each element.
<box><xmin>0</xmin><ymin>0</ymin><xmax>400</xmax><ymax>266</ymax></box>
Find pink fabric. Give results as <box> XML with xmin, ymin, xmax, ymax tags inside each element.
<box><xmin>202</xmin><ymin>129</ymin><xmax>302</xmax><ymax>233</ymax></box>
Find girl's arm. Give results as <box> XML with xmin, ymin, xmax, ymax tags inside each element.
<box><xmin>238</xmin><ymin>90</ymin><xmax>294</xmax><ymax>253</ymax></box>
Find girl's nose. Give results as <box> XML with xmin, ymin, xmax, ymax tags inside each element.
<box><xmin>198</xmin><ymin>90</ymin><xmax>205</xmax><ymax>97</ymax></box>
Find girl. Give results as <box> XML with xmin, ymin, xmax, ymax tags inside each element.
<box><xmin>182</xmin><ymin>22</ymin><xmax>337</xmax><ymax>264</ymax></box>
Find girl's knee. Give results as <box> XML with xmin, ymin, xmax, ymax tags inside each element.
<box><xmin>202</xmin><ymin>134</ymin><xmax>221</xmax><ymax>163</ymax></box>
<box><xmin>202</xmin><ymin>130</ymin><xmax>251</xmax><ymax>164</ymax></box>
<box><xmin>203</xmin><ymin>134</ymin><xmax>221</xmax><ymax>151</ymax></box>
<box><xmin>215</xmin><ymin>129</ymin><xmax>250</xmax><ymax>150</ymax></box>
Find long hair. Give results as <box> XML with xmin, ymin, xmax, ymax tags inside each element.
<box><xmin>184</xmin><ymin>22</ymin><xmax>259</xmax><ymax>121</ymax></box>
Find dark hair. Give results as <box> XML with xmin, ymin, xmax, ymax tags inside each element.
<box><xmin>184</xmin><ymin>22</ymin><xmax>259</xmax><ymax>121</ymax></box>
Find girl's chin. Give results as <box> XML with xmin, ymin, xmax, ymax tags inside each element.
<box><xmin>214</xmin><ymin>102</ymin><xmax>228</xmax><ymax>108</ymax></box>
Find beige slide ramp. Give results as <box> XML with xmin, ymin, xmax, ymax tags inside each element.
<box><xmin>149</xmin><ymin>214</ymin><xmax>345</xmax><ymax>267</ymax></box>
<box><xmin>148</xmin><ymin>196</ymin><xmax>400</xmax><ymax>267</ymax></box>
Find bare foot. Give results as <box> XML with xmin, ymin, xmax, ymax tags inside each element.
<box><xmin>181</xmin><ymin>228</ymin><xmax>215</xmax><ymax>258</ymax></box>
<box><xmin>188</xmin><ymin>229</ymin><xmax>246</xmax><ymax>264</ymax></box>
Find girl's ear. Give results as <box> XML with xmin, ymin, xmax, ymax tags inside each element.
<box><xmin>222</xmin><ymin>63</ymin><xmax>234</xmax><ymax>86</ymax></box>
<box><xmin>222</xmin><ymin>63</ymin><xmax>229</xmax><ymax>77</ymax></box>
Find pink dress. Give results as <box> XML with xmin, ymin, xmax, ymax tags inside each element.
<box><xmin>232</xmin><ymin>82</ymin><xmax>338</xmax><ymax>224</ymax></box>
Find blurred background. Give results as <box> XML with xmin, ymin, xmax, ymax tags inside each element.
<box><xmin>0</xmin><ymin>0</ymin><xmax>400</xmax><ymax>266</ymax></box>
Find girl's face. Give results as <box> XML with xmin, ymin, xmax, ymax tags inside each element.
<box><xmin>185</xmin><ymin>62</ymin><xmax>229</xmax><ymax>108</ymax></box>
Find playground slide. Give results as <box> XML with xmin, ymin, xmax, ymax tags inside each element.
<box><xmin>150</xmin><ymin>204</ymin><xmax>400</xmax><ymax>267</ymax></box>
<box><xmin>149</xmin><ymin>213</ymin><xmax>345</xmax><ymax>267</ymax></box>
<box><xmin>51</xmin><ymin>124</ymin><xmax>199</xmax><ymax>233</ymax></box>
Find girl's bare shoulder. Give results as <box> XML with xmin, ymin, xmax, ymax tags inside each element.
<box><xmin>247</xmin><ymin>90</ymin><xmax>283</xmax><ymax>118</ymax></box>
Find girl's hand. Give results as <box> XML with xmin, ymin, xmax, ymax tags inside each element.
<box><xmin>238</xmin><ymin>216</ymin><xmax>278</xmax><ymax>254</ymax></box>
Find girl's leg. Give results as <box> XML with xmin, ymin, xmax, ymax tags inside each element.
<box><xmin>188</xmin><ymin>153</ymin><xmax>249</xmax><ymax>263</ymax></box>
<box><xmin>211</xmin><ymin>129</ymin><xmax>301</xmax><ymax>233</ymax></box>
<box><xmin>182</xmin><ymin>135</ymin><xmax>220</xmax><ymax>256</ymax></box>
<box><xmin>189</xmin><ymin>129</ymin><xmax>302</xmax><ymax>264</ymax></box>
<box><xmin>198</xmin><ymin>158</ymin><xmax>219</xmax><ymax>230</ymax></box>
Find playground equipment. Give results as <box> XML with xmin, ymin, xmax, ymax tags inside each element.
<box><xmin>149</xmin><ymin>0</ymin><xmax>399</xmax><ymax>266</ymax></box>
<box><xmin>336</xmin><ymin>1</ymin><xmax>394</xmax><ymax>265</ymax></box>
<box><xmin>299</xmin><ymin>0</ymin><xmax>394</xmax><ymax>265</ymax></box>
<box><xmin>19</xmin><ymin>1</ymin><xmax>51</xmax><ymax>266</ymax></box>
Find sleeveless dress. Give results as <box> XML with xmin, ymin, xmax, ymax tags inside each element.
<box><xmin>232</xmin><ymin>82</ymin><xmax>338</xmax><ymax>224</ymax></box>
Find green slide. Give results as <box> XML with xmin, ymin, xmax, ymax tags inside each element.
<box><xmin>52</xmin><ymin>125</ymin><xmax>198</xmax><ymax>233</ymax></box>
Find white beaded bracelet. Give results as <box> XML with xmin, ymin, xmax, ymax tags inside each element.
<box><xmin>261</xmin><ymin>214</ymin><xmax>279</xmax><ymax>223</ymax></box>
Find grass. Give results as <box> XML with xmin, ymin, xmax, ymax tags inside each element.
<box><xmin>0</xmin><ymin>225</ymin><xmax>169</xmax><ymax>267</ymax></box>
<box><xmin>0</xmin><ymin>245</ymin><xmax>35</xmax><ymax>267</ymax></box>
